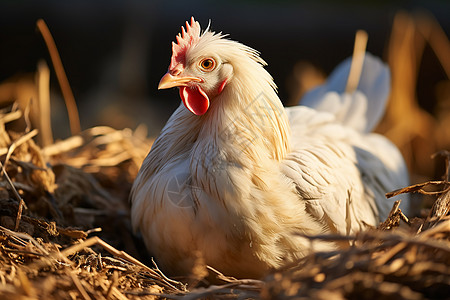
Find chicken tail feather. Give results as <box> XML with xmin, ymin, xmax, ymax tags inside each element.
<box><xmin>300</xmin><ymin>53</ymin><xmax>390</xmax><ymax>133</ymax></box>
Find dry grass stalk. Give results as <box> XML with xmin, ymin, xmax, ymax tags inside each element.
<box><xmin>345</xmin><ymin>29</ymin><xmax>368</xmax><ymax>93</ymax></box>
<box><xmin>416</xmin><ymin>13</ymin><xmax>450</xmax><ymax>79</ymax></box>
<box><xmin>378</xmin><ymin>200</ymin><xmax>410</xmax><ymax>230</ymax></box>
<box><xmin>36</xmin><ymin>19</ymin><xmax>81</xmax><ymax>136</ymax></box>
<box><xmin>36</xmin><ymin>61</ymin><xmax>53</xmax><ymax>147</ymax></box>
<box><xmin>0</xmin><ymin>160</ymin><xmax>26</xmax><ymax>232</ymax></box>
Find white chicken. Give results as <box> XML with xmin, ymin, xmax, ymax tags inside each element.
<box><xmin>131</xmin><ymin>17</ymin><xmax>409</xmax><ymax>278</ymax></box>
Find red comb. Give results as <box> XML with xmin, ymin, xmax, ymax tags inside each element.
<box><xmin>170</xmin><ymin>17</ymin><xmax>202</xmax><ymax>70</ymax></box>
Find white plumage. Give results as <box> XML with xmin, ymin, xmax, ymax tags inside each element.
<box><xmin>131</xmin><ymin>18</ymin><xmax>409</xmax><ymax>278</ymax></box>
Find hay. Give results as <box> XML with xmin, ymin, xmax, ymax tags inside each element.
<box><xmin>262</xmin><ymin>218</ymin><xmax>450</xmax><ymax>300</ymax></box>
<box><xmin>0</xmin><ymin>105</ymin><xmax>187</xmax><ymax>299</ymax></box>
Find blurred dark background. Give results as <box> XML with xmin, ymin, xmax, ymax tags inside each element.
<box><xmin>0</xmin><ymin>0</ymin><xmax>449</xmax><ymax>182</ymax></box>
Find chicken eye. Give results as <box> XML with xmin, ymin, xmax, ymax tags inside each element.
<box><xmin>199</xmin><ymin>58</ymin><xmax>215</xmax><ymax>71</ymax></box>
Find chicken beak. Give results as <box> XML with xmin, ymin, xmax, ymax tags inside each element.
<box><xmin>158</xmin><ymin>72</ymin><xmax>202</xmax><ymax>90</ymax></box>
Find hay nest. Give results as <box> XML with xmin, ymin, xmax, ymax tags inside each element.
<box><xmin>0</xmin><ymin>105</ymin><xmax>448</xmax><ymax>300</ymax></box>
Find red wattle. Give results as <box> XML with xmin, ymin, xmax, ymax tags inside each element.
<box><xmin>218</xmin><ymin>79</ymin><xmax>228</xmax><ymax>94</ymax></box>
<box><xmin>179</xmin><ymin>86</ymin><xmax>210</xmax><ymax>115</ymax></box>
